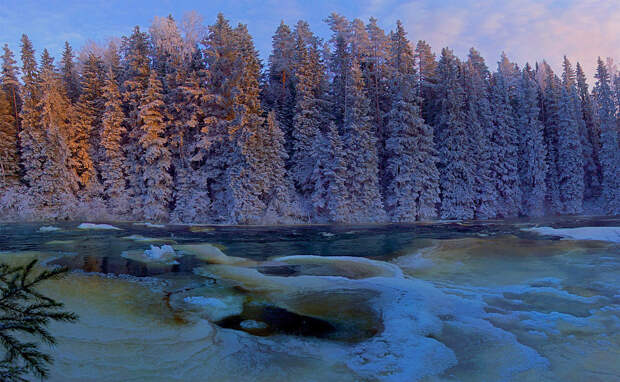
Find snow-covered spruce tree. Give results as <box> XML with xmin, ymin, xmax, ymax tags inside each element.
<box><xmin>0</xmin><ymin>260</ymin><xmax>78</xmax><ymax>381</ymax></box>
<box><xmin>264</xmin><ymin>21</ymin><xmax>296</xmax><ymax>154</ymax></box>
<box><xmin>99</xmin><ymin>66</ymin><xmax>129</xmax><ymax>214</ymax></box>
<box><xmin>326</xmin><ymin>13</ymin><xmax>351</xmax><ymax>130</ymax></box>
<box><xmin>71</xmin><ymin>53</ymin><xmax>105</xmax><ymax>198</ymax></box>
<box><xmin>434</xmin><ymin>48</ymin><xmax>475</xmax><ymax>219</ymax></box>
<box><xmin>576</xmin><ymin>62</ymin><xmax>601</xmax><ymax>199</ymax></box>
<box><xmin>150</xmin><ymin>15</ymin><xmax>208</xmax><ymax>223</ymax></box>
<box><xmin>593</xmin><ymin>58</ymin><xmax>620</xmax><ymax>214</ymax></box>
<box><xmin>170</xmin><ymin>49</ymin><xmax>211</xmax><ymax>223</ymax></box>
<box><xmin>311</xmin><ymin>122</ymin><xmax>348</xmax><ymax>222</ymax></box>
<box><xmin>383</xmin><ymin>21</ymin><xmax>438</xmax><ymax>221</ymax></box>
<box><xmin>517</xmin><ymin>64</ymin><xmax>547</xmax><ymax>217</ymax></box>
<box><xmin>490</xmin><ymin>55</ymin><xmax>521</xmax><ymax>217</ymax></box>
<box><xmin>0</xmin><ymin>88</ymin><xmax>18</xmax><ymax>186</ymax></box>
<box><xmin>17</xmin><ymin>35</ymin><xmax>43</xmax><ymax>191</ymax></box>
<box><xmin>1</xmin><ymin>44</ymin><xmax>21</xmax><ymax>186</ymax></box>
<box><xmin>341</xmin><ymin>59</ymin><xmax>385</xmax><ymax>222</ymax></box>
<box><xmin>290</xmin><ymin>24</ymin><xmax>325</xmax><ymax>206</ymax></box>
<box><xmin>35</xmin><ymin>50</ymin><xmax>79</xmax><ymax>215</ymax></box>
<box><xmin>1</xmin><ymin>44</ymin><xmax>21</xmax><ymax>115</ymax></box>
<box><xmin>539</xmin><ymin>65</ymin><xmax>563</xmax><ymax>214</ymax></box>
<box><xmin>120</xmin><ymin>26</ymin><xmax>152</xmax><ymax>208</ymax></box>
<box><xmin>414</xmin><ymin>40</ymin><xmax>438</xmax><ymax>125</ymax></box>
<box><xmin>199</xmin><ymin>13</ymin><xmax>239</xmax><ymax>222</ymax></box>
<box><xmin>558</xmin><ymin>57</ymin><xmax>585</xmax><ymax>214</ymax></box>
<box><xmin>462</xmin><ymin>48</ymin><xmax>497</xmax><ymax>219</ymax></box>
<box><xmin>364</xmin><ymin>17</ymin><xmax>391</xmax><ymax>151</ymax></box>
<box><xmin>60</xmin><ymin>41</ymin><xmax>80</xmax><ymax>103</ymax></box>
<box><xmin>137</xmin><ymin>72</ymin><xmax>172</xmax><ymax>221</ymax></box>
<box><xmin>247</xmin><ymin>112</ymin><xmax>298</xmax><ymax>223</ymax></box>
<box><xmin>227</xmin><ymin>23</ymin><xmax>297</xmax><ymax>224</ymax></box>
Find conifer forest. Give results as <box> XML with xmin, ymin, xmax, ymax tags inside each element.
<box><xmin>1</xmin><ymin>13</ymin><xmax>619</xmax><ymax>224</ymax></box>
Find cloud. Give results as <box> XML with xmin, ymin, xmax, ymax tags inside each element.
<box><xmin>383</xmin><ymin>0</ymin><xmax>620</xmax><ymax>79</ymax></box>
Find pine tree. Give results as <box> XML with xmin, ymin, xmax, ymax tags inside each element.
<box><xmin>593</xmin><ymin>58</ymin><xmax>620</xmax><ymax>214</ymax></box>
<box><xmin>434</xmin><ymin>48</ymin><xmax>475</xmax><ymax>219</ymax></box>
<box><xmin>517</xmin><ymin>64</ymin><xmax>547</xmax><ymax>216</ymax></box>
<box><xmin>137</xmin><ymin>72</ymin><xmax>172</xmax><ymax>221</ymax></box>
<box><xmin>60</xmin><ymin>41</ymin><xmax>80</xmax><ymax>103</ymax></box>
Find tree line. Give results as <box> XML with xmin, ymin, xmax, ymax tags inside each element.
<box><xmin>0</xmin><ymin>12</ymin><xmax>618</xmax><ymax>223</ymax></box>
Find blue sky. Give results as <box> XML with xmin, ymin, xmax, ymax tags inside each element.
<box><xmin>1</xmin><ymin>0</ymin><xmax>618</xmax><ymax>78</ymax></box>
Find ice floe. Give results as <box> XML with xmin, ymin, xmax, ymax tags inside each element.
<box><xmin>38</xmin><ymin>225</ymin><xmax>61</xmax><ymax>232</ymax></box>
<box><xmin>524</xmin><ymin>226</ymin><xmax>620</xmax><ymax>243</ymax></box>
<box><xmin>77</xmin><ymin>223</ymin><xmax>122</xmax><ymax>230</ymax></box>
<box><xmin>121</xmin><ymin>245</ymin><xmax>180</xmax><ymax>265</ymax></box>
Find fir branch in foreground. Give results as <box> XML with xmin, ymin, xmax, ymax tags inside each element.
<box><xmin>0</xmin><ymin>259</ymin><xmax>78</xmax><ymax>381</ymax></box>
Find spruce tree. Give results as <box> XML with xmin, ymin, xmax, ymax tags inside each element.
<box><xmin>383</xmin><ymin>21</ymin><xmax>438</xmax><ymax>221</ymax></box>
<box><xmin>463</xmin><ymin>48</ymin><xmax>497</xmax><ymax>219</ymax></box>
<box><xmin>558</xmin><ymin>57</ymin><xmax>585</xmax><ymax>214</ymax></box>
<box><xmin>71</xmin><ymin>53</ymin><xmax>104</xmax><ymax>196</ymax></box>
<box><xmin>100</xmin><ymin>66</ymin><xmax>129</xmax><ymax>213</ymax></box>
<box><xmin>490</xmin><ymin>57</ymin><xmax>521</xmax><ymax>217</ymax></box>
<box><xmin>341</xmin><ymin>60</ymin><xmax>385</xmax><ymax>222</ymax></box>
<box><xmin>540</xmin><ymin>66</ymin><xmax>563</xmax><ymax>214</ymax></box>
<box><xmin>576</xmin><ymin>62</ymin><xmax>601</xmax><ymax>199</ymax></box>
<box><xmin>290</xmin><ymin>26</ymin><xmax>325</xmax><ymax>202</ymax></box>
<box><xmin>593</xmin><ymin>58</ymin><xmax>620</xmax><ymax>214</ymax></box>
<box><xmin>517</xmin><ymin>64</ymin><xmax>547</xmax><ymax>216</ymax></box>
<box><xmin>137</xmin><ymin>72</ymin><xmax>172</xmax><ymax>221</ymax></box>
<box><xmin>434</xmin><ymin>48</ymin><xmax>475</xmax><ymax>219</ymax></box>
<box><xmin>60</xmin><ymin>41</ymin><xmax>80</xmax><ymax>103</ymax></box>
<box><xmin>264</xmin><ymin>21</ymin><xmax>296</xmax><ymax>150</ymax></box>
<box><xmin>0</xmin><ymin>89</ymin><xmax>18</xmax><ymax>185</ymax></box>
<box><xmin>311</xmin><ymin>123</ymin><xmax>348</xmax><ymax>222</ymax></box>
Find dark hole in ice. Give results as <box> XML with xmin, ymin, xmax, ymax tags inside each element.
<box><xmin>217</xmin><ymin>305</ymin><xmax>336</xmax><ymax>339</ymax></box>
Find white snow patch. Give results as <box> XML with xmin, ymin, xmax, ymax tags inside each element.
<box><xmin>77</xmin><ymin>223</ymin><xmax>122</xmax><ymax>230</ymax></box>
<box><xmin>183</xmin><ymin>295</ymin><xmax>244</xmax><ymax>322</ymax></box>
<box><xmin>38</xmin><ymin>226</ymin><xmax>61</xmax><ymax>232</ymax></box>
<box><xmin>523</xmin><ymin>226</ymin><xmax>620</xmax><ymax>243</ymax></box>
<box><xmin>144</xmin><ymin>245</ymin><xmax>176</xmax><ymax>260</ymax></box>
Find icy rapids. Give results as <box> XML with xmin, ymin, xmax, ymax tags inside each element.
<box><xmin>0</xmin><ymin>218</ymin><xmax>618</xmax><ymax>381</ymax></box>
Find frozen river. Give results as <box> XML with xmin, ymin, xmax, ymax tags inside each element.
<box><xmin>0</xmin><ymin>218</ymin><xmax>618</xmax><ymax>381</ymax></box>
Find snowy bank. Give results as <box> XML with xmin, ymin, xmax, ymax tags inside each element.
<box><xmin>524</xmin><ymin>226</ymin><xmax>620</xmax><ymax>243</ymax></box>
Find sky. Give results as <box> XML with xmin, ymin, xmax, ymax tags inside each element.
<box><xmin>1</xmin><ymin>0</ymin><xmax>619</xmax><ymax>80</ymax></box>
